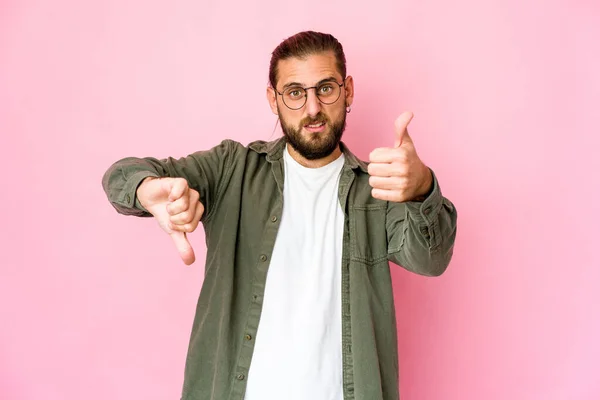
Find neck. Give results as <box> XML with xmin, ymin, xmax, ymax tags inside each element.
<box><xmin>286</xmin><ymin>145</ymin><xmax>343</xmax><ymax>168</ymax></box>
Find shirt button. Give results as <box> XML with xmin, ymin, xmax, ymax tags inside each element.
<box><xmin>271</xmin><ymin>216</ymin><xmax>277</xmax><ymax>222</ymax></box>
<box><xmin>245</xmin><ymin>334</ymin><xmax>252</xmax><ymax>341</ymax></box>
<box><xmin>237</xmin><ymin>374</ymin><xmax>245</xmax><ymax>380</ymax></box>
<box><xmin>423</xmin><ymin>208</ymin><xmax>431</xmax><ymax>215</ymax></box>
<box><xmin>126</xmin><ymin>194</ymin><xmax>131</xmax><ymax>203</ymax></box>
<box><xmin>260</xmin><ymin>254</ymin><xmax>267</xmax><ymax>262</ymax></box>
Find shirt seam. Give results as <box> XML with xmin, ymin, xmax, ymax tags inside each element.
<box><xmin>204</xmin><ymin>140</ymin><xmax>236</xmax><ymax>224</ymax></box>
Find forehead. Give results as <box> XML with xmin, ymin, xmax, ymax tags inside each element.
<box><xmin>276</xmin><ymin>51</ymin><xmax>341</xmax><ymax>87</ymax></box>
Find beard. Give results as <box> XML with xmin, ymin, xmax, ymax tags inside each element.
<box><xmin>279</xmin><ymin>110</ymin><xmax>346</xmax><ymax>160</ymax></box>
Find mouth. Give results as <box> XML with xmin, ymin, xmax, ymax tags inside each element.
<box><xmin>303</xmin><ymin>121</ymin><xmax>326</xmax><ymax>133</ymax></box>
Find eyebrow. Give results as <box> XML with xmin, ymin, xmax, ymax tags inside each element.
<box><xmin>281</xmin><ymin>76</ymin><xmax>339</xmax><ymax>90</ymax></box>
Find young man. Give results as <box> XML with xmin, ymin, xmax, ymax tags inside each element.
<box><xmin>103</xmin><ymin>31</ymin><xmax>457</xmax><ymax>400</ymax></box>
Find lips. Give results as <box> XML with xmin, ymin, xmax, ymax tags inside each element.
<box><xmin>303</xmin><ymin>120</ymin><xmax>327</xmax><ymax>133</ymax></box>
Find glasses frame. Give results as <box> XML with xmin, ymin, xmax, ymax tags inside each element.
<box><xmin>273</xmin><ymin>79</ymin><xmax>346</xmax><ymax>110</ymax></box>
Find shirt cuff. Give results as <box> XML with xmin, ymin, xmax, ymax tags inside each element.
<box><xmin>404</xmin><ymin>169</ymin><xmax>444</xmax><ymax>247</ymax></box>
<box><xmin>115</xmin><ymin>171</ymin><xmax>159</xmax><ymax>215</ymax></box>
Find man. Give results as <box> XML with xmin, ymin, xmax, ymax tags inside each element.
<box><xmin>103</xmin><ymin>31</ymin><xmax>457</xmax><ymax>400</ymax></box>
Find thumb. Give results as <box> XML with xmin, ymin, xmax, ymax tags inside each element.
<box><xmin>170</xmin><ymin>231</ymin><xmax>196</xmax><ymax>265</ymax></box>
<box><xmin>393</xmin><ymin>111</ymin><xmax>414</xmax><ymax>148</ymax></box>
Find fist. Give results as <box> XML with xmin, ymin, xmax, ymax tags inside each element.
<box><xmin>137</xmin><ymin>177</ymin><xmax>204</xmax><ymax>265</ymax></box>
<box><xmin>368</xmin><ymin>112</ymin><xmax>433</xmax><ymax>203</ymax></box>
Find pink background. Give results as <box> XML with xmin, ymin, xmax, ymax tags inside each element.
<box><xmin>1</xmin><ymin>0</ymin><xmax>599</xmax><ymax>399</ymax></box>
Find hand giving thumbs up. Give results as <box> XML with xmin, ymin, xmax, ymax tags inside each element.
<box><xmin>368</xmin><ymin>111</ymin><xmax>433</xmax><ymax>202</ymax></box>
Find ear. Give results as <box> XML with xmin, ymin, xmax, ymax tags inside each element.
<box><xmin>343</xmin><ymin>75</ymin><xmax>354</xmax><ymax>108</ymax></box>
<box><xmin>266</xmin><ymin>87</ymin><xmax>278</xmax><ymax>115</ymax></box>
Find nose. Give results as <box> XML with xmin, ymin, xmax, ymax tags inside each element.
<box><xmin>304</xmin><ymin>88</ymin><xmax>322</xmax><ymax>117</ymax></box>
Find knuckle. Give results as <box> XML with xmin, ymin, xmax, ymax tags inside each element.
<box><xmin>170</xmin><ymin>217</ymin><xmax>183</xmax><ymax>226</ymax></box>
<box><xmin>393</xmin><ymin>165</ymin><xmax>407</xmax><ymax>176</ymax></box>
<box><xmin>184</xmin><ymin>223</ymin><xmax>196</xmax><ymax>233</ymax></box>
<box><xmin>372</xmin><ymin>189</ymin><xmax>386</xmax><ymax>201</ymax></box>
<box><xmin>168</xmin><ymin>203</ymin><xmax>180</xmax><ymax>215</ymax></box>
<box><xmin>367</xmin><ymin>163</ymin><xmax>375</xmax><ymax>175</ymax></box>
<box><xmin>181</xmin><ymin>196</ymin><xmax>189</xmax><ymax>208</ymax></box>
<box><xmin>398</xmin><ymin>178</ymin><xmax>409</xmax><ymax>190</ymax></box>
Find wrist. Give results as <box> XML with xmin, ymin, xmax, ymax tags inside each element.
<box><xmin>136</xmin><ymin>176</ymin><xmax>158</xmax><ymax>209</ymax></box>
<box><xmin>412</xmin><ymin>167</ymin><xmax>433</xmax><ymax>202</ymax></box>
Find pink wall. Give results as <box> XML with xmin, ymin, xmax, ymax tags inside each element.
<box><xmin>1</xmin><ymin>1</ymin><xmax>598</xmax><ymax>399</ymax></box>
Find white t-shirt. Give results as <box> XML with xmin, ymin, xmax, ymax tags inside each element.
<box><xmin>244</xmin><ymin>145</ymin><xmax>346</xmax><ymax>400</ymax></box>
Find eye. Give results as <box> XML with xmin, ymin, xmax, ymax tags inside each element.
<box><xmin>318</xmin><ymin>84</ymin><xmax>334</xmax><ymax>95</ymax></box>
<box><xmin>285</xmin><ymin>88</ymin><xmax>304</xmax><ymax>99</ymax></box>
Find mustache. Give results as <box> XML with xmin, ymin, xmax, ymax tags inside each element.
<box><xmin>300</xmin><ymin>113</ymin><xmax>329</xmax><ymax>126</ymax></box>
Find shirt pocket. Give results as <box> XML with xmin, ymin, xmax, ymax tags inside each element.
<box><xmin>350</xmin><ymin>204</ymin><xmax>388</xmax><ymax>264</ymax></box>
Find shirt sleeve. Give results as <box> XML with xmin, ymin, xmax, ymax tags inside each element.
<box><xmin>101</xmin><ymin>139</ymin><xmax>243</xmax><ymax>221</ymax></box>
<box><xmin>386</xmin><ymin>169</ymin><xmax>458</xmax><ymax>276</ymax></box>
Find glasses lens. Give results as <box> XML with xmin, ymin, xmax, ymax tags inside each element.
<box><xmin>282</xmin><ymin>87</ymin><xmax>307</xmax><ymax>110</ymax></box>
<box><xmin>316</xmin><ymin>82</ymin><xmax>342</xmax><ymax>104</ymax></box>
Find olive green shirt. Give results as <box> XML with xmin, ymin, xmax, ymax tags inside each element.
<box><xmin>102</xmin><ymin>137</ymin><xmax>457</xmax><ymax>400</ymax></box>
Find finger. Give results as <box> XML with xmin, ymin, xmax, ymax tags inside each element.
<box><xmin>170</xmin><ymin>197</ymin><xmax>202</xmax><ymax>226</ymax></box>
<box><xmin>371</xmin><ymin>188</ymin><xmax>408</xmax><ymax>203</ymax></box>
<box><xmin>170</xmin><ymin>231</ymin><xmax>195</xmax><ymax>265</ymax></box>
<box><xmin>394</xmin><ymin>111</ymin><xmax>414</xmax><ymax>148</ymax></box>
<box><xmin>193</xmin><ymin>201</ymin><xmax>205</xmax><ymax>225</ymax></box>
<box><xmin>168</xmin><ymin>178</ymin><xmax>189</xmax><ymax>202</ymax></box>
<box><xmin>367</xmin><ymin>162</ymin><xmax>408</xmax><ymax>178</ymax></box>
<box><xmin>169</xmin><ymin>209</ymin><xmax>195</xmax><ymax>225</ymax></box>
<box><xmin>169</xmin><ymin>203</ymin><xmax>204</xmax><ymax>233</ymax></box>
<box><xmin>369</xmin><ymin>176</ymin><xmax>409</xmax><ymax>191</ymax></box>
<box><xmin>369</xmin><ymin>147</ymin><xmax>409</xmax><ymax>163</ymax></box>
<box><xmin>167</xmin><ymin>188</ymin><xmax>199</xmax><ymax>215</ymax></box>
<box><xmin>167</xmin><ymin>197</ymin><xmax>190</xmax><ymax>216</ymax></box>
<box><xmin>169</xmin><ymin>221</ymin><xmax>198</xmax><ymax>233</ymax></box>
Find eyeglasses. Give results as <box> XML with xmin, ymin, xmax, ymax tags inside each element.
<box><xmin>274</xmin><ymin>79</ymin><xmax>345</xmax><ymax>110</ymax></box>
